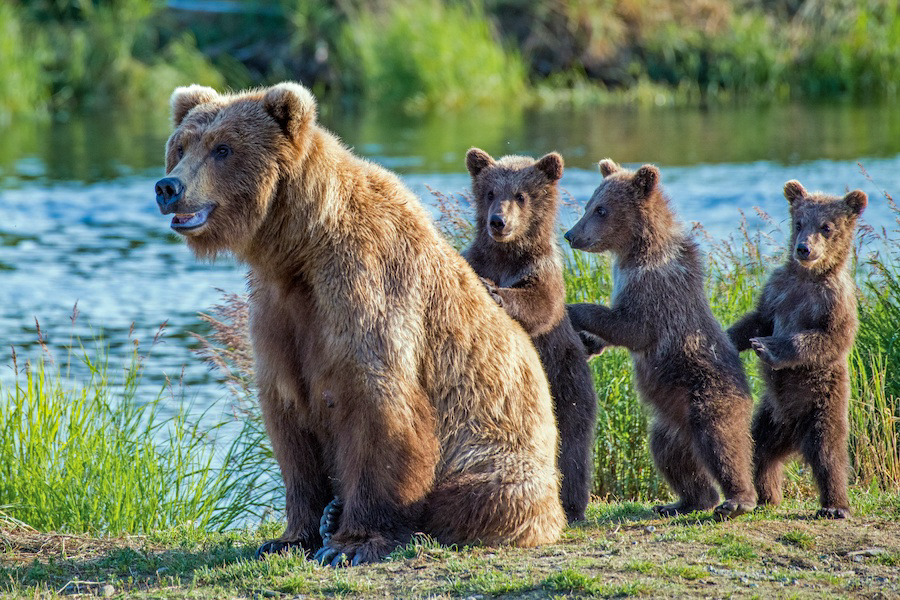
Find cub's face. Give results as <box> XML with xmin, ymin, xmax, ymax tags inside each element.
<box><xmin>783</xmin><ymin>180</ymin><xmax>867</xmax><ymax>272</ymax></box>
<box><xmin>155</xmin><ymin>83</ymin><xmax>316</xmax><ymax>259</ymax></box>
<box><xmin>466</xmin><ymin>148</ymin><xmax>563</xmax><ymax>245</ymax></box>
<box><xmin>564</xmin><ymin>159</ymin><xmax>658</xmax><ymax>255</ymax></box>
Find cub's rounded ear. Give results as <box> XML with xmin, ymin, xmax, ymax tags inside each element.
<box><xmin>783</xmin><ymin>180</ymin><xmax>807</xmax><ymax>205</ymax></box>
<box><xmin>171</xmin><ymin>84</ymin><xmax>218</xmax><ymax>126</ymax></box>
<box><xmin>535</xmin><ymin>152</ymin><xmax>564</xmax><ymax>181</ymax></box>
<box><xmin>633</xmin><ymin>164</ymin><xmax>660</xmax><ymax>197</ymax></box>
<box><xmin>466</xmin><ymin>148</ymin><xmax>495</xmax><ymax>178</ymax></box>
<box><xmin>264</xmin><ymin>82</ymin><xmax>317</xmax><ymax>141</ymax></box>
<box><xmin>843</xmin><ymin>189</ymin><xmax>868</xmax><ymax>216</ymax></box>
<box><xmin>598</xmin><ymin>158</ymin><xmax>619</xmax><ymax>178</ymax></box>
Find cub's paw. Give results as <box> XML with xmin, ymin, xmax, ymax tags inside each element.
<box><xmin>750</xmin><ymin>337</ymin><xmax>783</xmax><ymax>369</ymax></box>
<box><xmin>255</xmin><ymin>539</ymin><xmax>310</xmax><ymax>559</ymax></box>
<box><xmin>479</xmin><ymin>277</ymin><xmax>504</xmax><ymax>307</ymax></box>
<box><xmin>713</xmin><ymin>499</ymin><xmax>756</xmax><ymax>522</ymax></box>
<box><xmin>578</xmin><ymin>330</ymin><xmax>608</xmax><ymax>358</ymax></box>
<box><xmin>816</xmin><ymin>507</ymin><xmax>851</xmax><ymax>519</ymax></box>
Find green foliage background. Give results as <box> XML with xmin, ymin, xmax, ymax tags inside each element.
<box><xmin>2</xmin><ymin>0</ymin><xmax>900</xmax><ymax>119</ymax></box>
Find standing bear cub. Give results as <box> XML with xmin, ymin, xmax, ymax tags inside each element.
<box><xmin>154</xmin><ymin>82</ymin><xmax>565</xmax><ymax>565</ymax></box>
<box><xmin>463</xmin><ymin>148</ymin><xmax>599</xmax><ymax>523</ymax></box>
<box><xmin>565</xmin><ymin>159</ymin><xmax>757</xmax><ymax>520</ymax></box>
<box><xmin>728</xmin><ymin>181</ymin><xmax>867</xmax><ymax>519</ymax></box>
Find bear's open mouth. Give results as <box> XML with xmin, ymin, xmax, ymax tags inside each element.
<box><xmin>171</xmin><ymin>205</ymin><xmax>215</xmax><ymax>233</ymax></box>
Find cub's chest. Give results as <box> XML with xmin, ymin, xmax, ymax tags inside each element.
<box><xmin>769</xmin><ymin>282</ymin><xmax>831</xmax><ymax>336</ymax></box>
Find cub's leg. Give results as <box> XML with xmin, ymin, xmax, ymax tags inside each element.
<box><xmin>801</xmin><ymin>392</ymin><xmax>851</xmax><ymax>519</ymax></box>
<box><xmin>689</xmin><ymin>396</ymin><xmax>757</xmax><ymax>520</ymax></box>
<box><xmin>649</xmin><ymin>418</ymin><xmax>720</xmax><ymax>516</ymax></box>
<box><xmin>256</xmin><ymin>394</ymin><xmax>330</xmax><ymax>557</ymax></box>
<box><xmin>751</xmin><ymin>397</ymin><xmax>796</xmax><ymax>508</ymax></box>
<box><xmin>540</xmin><ymin>328</ymin><xmax>598</xmax><ymax>523</ymax></box>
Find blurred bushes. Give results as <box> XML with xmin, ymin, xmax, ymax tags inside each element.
<box><xmin>2</xmin><ymin>0</ymin><xmax>899</xmax><ymax>118</ymax></box>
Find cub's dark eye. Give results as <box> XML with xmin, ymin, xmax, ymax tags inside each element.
<box><xmin>213</xmin><ymin>144</ymin><xmax>232</xmax><ymax>160</ymax></box>
<box><xmin>795</xmin><ymin>221</ymin><xmax>802</xmax><ymax>232</ymax></box>
<box><xmin>821</xmin><ymin>223</ymin><xmax>832</xmax><ymax>234</ymax></box>
<box><xmin>176</xmin><ymin>145</ymin><xmax>184</xmax><ymax>159</ymax></box>
<box><xmin>515</xmin><ymin>192</ymin><xmax>526</xmax><ymax>203</ymax></box>
<box><xmin>487</xmin><ymin>190</ymin><xmax>494</xmax><ymax>201</ymax></box>
<box><xmin>595</xmin><ymin>206</ymin><xmax>607</xmax><ymax>217</ymax></box>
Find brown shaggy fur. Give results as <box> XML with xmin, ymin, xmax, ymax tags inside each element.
<box><xmin>728</xmin><ymin>180</ymin><xmax>867</xmax><ymax>519</ymax></box>
<box><xmin>462</xmin><ymin>148</ymin><xmax>599</xmax><ymax>523</ymax></box>
<box><xmin>564</xmin><ymin>159</ymin><xmax>756</xmax><ymax>520</ymax></box>
<box><xmin>155</xmin><ymin>82</ymin><xmax>565</xmax><ymax>564</ymax></box>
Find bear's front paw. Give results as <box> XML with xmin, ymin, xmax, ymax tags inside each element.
<box><xmin>578</xmin><ymin>330</ymin><xmax>608</xmax><ymax>358</ymax></box>
<box><xmin>750</xmin><ymin>337</ymin><xmax>783</xmax><ymax>369</ymax></box>
<box><xmin>256</xmin><ymin>538</ymin><xmax>311</xmax><ymax>559</ymax></box>
<box><xmin>313</xmin><ymin>537</ymin><xmax>388</xmax><ymax>567</ymax></box>
<box><xmin>479</xmin><ymin>277</ymin><xmax>504</xmax><ymax>307</ymax></box>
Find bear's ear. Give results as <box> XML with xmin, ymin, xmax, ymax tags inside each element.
<box><xmin>170</xmin><ymin>85</ymin><xmax>219</xmax><ymax>126</ymax></box>
<box><xmin>466</xmin><ymin>148</ymin><xmax>495</xmax><ymax>178</ymax></box>
<box><xmin>783</xmin><ymin>180</ymin><xmax>808</xmax><ymax>205</ymax></box>
<box><xmin>598</xmin><ymin>158</ymin><xmax>620</xmax><ymax>178</ymax></box>
<box><xmin>843</xmin><ymin>189</ymin><xmax>867</xmax><ymax>216</ymax></box>
<box><xmin>632</xmin><ymin>164</ymin><xmax>659</xmax><ymax>197</ymax></box>
<box><xmin>535</xmin><ymin>152</ymin><xmax>564</xmax><ymax>181</ymax></box>
<box><xmin>263</xmin><ymin>82</ymin><xmax>317</xmax><ymax>142</ymax></box>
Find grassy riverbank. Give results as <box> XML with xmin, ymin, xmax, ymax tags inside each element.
<box><xmin>2</xmin><ymin>496</ymin><xmax>899</xmax><ymax>598</ymax></box>
<box><xmin>3</xmin><ymin>0</ymin><xmax>899</xmax><ymax>119</ymax></box>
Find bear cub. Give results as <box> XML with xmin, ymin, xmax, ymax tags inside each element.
<box><xmin>565</xmin><ymin>159</ymin><xmax>757</xmax><ymax>520</ymax></box>
<box><xmin>728</xmin><ymin>180</ymin><xmax>867</xmax><ymax>519</ymax></box>
<box><xmin>463</xmin><ymin>148</ymin><xmax>600</xmax><ymax>523</ymax></box>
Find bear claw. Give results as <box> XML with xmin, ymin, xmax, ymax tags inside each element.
<box><xmin>815</xmin><ymin>507</ymin><xmax>850</xmax><ymax>519</ymax></box>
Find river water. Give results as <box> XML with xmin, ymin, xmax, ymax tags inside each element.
<box><xmin>1</xmin><ymin>102</ymin><xmax>898</xmax><ymax>421</ymax></box>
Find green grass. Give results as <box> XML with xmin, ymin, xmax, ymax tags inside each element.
<box><xmin>342</xmin><ymin>0</ymin><xmax>527</xmax><ymax>114</ymax></box>
<box><xmin>0</xmin><ymin>324</ymin><xmax>275</xmax><ymax>534</ymax></box>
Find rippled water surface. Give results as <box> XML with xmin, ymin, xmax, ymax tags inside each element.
<box><xmin>1</xmin><ymin>102</ymin><xmax>898</xmax><ymax>420</ymax></box>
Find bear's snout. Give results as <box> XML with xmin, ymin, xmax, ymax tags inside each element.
<box><xmin>156</xmin><ymin>177</ymin><xmax>185</xmax><ymax>214</ymax></box>
<box><xmin>795</xmin><ymin>242</ymin><xmax>811</xmax><ymax>260</ymax></box>
<box><xmin>489</xmin><ymin>214</ymin><xmax>506</xmax><ymax>233</ymax></box>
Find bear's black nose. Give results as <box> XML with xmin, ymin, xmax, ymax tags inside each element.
<box><xmin>564</xmin><ymin>230</ymin><xmax>572</xmax><ymax>242</ymax></box>
<box><xmin>155</xmin><ymin>177</ymin><xmax>184</xmax><ymax>214</ymax></box>
<box><xmin>796</xmin><ymin>243</ymin><xmax>810</xmax><ymax>259</ymax></box>
<box><xmin>489</xmin><ymin>214</ymin><xmax>506</xmax><ymax>231</ymax></box>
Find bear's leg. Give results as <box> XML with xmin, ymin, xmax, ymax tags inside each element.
<box><xmin>256</xmin><ymin>397</ymin><xmax>330</xmax><ymax>558</ymax></box>
<box><xmin>689</xmin><ymin>398</ymin><xmax>757</xmax><ymax>521</ymax></box>
<box><xmin>751</xmin><ymin>397</ymin><xmax>796</xmax><ymax>508</ymax></box>
<box><xmin>802</xmin><ymin>401</ymin><xmax>851</xmax><ymax>519</ymax></box>
<box><xmin>315</xmin><ymin>386</ymin><xmax>439</xmax><ymax>566</ymax></box>
<box><xmin>552</xmin><ymin>353</ymin><xmax>598</xmax><ymax>523</ymax></box>
<box><xmin>649</xmin><ymin>418</ymin><xmax>719</xmax><ymax>516</ymax></box>
<box><xmin>423</xmin><ymin>455</ymin><xmax>565</xmax><ymax>547</ymax></box>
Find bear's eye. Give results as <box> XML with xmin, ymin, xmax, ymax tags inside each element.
<box><xmin>515</xmin><ymin>192</ymin><xmax>526</xmax><ymax>203</ymax></box>
<box><xmin>595</xmin><ymin>206</ymin><xmax>607</xmax><ymax>217</ymax></box>
<box><xmin>795</xmin><ymin>221</ymin><xmax>802</xmax><ymax>232</ymax></box>
<box><xmin>213</xmin><ymin>144</ymin><xmax>232</xmax><ymax>160</ymax></box>
<box><xmin>821</xmin><ymin>223</ymin><xmax>833</xmax><ymax>234</ymax></box>
<box><xmin>176</xmin><ymin>144</ymin><xmax>184</xmax><ymax>160</ymax></box>
<box><xmin>487</xmin><ymin>190</ymin><xmax>494</xmax><ymax>201</ymax></box>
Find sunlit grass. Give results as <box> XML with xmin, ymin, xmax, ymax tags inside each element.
<box><xmin>0</xmin><ymin>323</ymin><xmax>274</xmax><ymax>534</ymax></box>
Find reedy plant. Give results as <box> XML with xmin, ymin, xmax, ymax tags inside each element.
<box><xmin>0</xmin><ymin>315</ymin><xmax>272</xmax><ymax>533</ymax></box>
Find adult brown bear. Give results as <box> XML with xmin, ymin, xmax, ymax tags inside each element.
<box><xmin>154</xmin><ymin>82</ymin><xmax>565</xmax><ymax>565</ymax></box>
